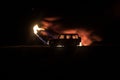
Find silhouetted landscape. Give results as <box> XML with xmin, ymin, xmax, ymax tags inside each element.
<box><xmin>1</xmin><ymin>1</ymin><xmax>120</xmax><ymax>79</ymax></box>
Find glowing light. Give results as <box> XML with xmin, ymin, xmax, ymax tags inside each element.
<box><xmin>33</xmin><ymin>24</ymin><xmax>45</xmax><ymax>34</ymax></box>
<box><xmin>77</xmin><ymin>42</ymin><xmax>82</xmax><ymax>46</ymax></box>
<box><xmin>56</xmin><ymin>45</ymin><xmax>64</xmax><ymax>47</ymax></box>
<box><xmin>33</xmin><ymin>24</ymin><xmax>47</xmax><ymax>45</ymax></box>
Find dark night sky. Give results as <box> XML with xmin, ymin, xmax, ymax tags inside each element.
<box><xmin>0</xmin><ymin>1</ymin><xmax>120</xmax><ymax>46</ymax></box>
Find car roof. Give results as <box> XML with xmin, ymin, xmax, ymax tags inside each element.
<box><xmin>59</xmin><ymin>34</ymin><xmax>79</xmax><ymax>35</ymax></box>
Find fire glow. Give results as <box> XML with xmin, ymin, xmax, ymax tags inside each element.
<box><xmin>33</xmin><ymin>16</ymin><xmax>103</xmax><ymax>46</ymax></box>
<box><xmin>33</xmin><ymin>24</ymin><xmax>83</xmax><ymax>47</ymax></box>
<box><xmin>33</xmin><ymin>24</ymin><xmax>45</xmax><ymax>34</ymax></box>
<box><xmin>33</xmin><ymin>24</ymin><xmax>47</xmax><ymax>45</ymax></box>
<box><xmin>39</xmin><ymin>17</ymin><xmax>102</xmax><ymax>46</ymax></box>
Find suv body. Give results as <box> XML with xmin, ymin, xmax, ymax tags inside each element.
<box><xmin>49</xmin><ymin>34</ymin><xmax>81</xmax><ymax>47</ymax></box>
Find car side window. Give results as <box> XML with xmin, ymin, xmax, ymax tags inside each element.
<box><xmin>72</xmin><ymin>35</ymin><xmax>78</xmax><ymax>39</ymax></box>
<box><xmin>66</xmin><ymin>35</ymin><xmax>72</xmax><ymax>39</ymax></box>
<box><xmin>72</xmin><ymin>35</ymin><xmax>76</xmax><ymax>39</ymax></box>
<box><xmin>58</xmin><ymin>34</ymin><xmax>80</xmax><ymax>39</ymax></box>
<box><xmin>59</xmin><ymin>35</ymin><xmax>64</xmax><ymax>39</ymax></box>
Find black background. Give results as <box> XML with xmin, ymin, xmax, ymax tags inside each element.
<box><xmin>0</xmin><ymin>0</ymin><xmax>120</xmax><ymax>46</ymax></box>
<box><xmin>1</xmin><ymin>1</ymin><xmax>120</xmax><ymax>79</ymax></box>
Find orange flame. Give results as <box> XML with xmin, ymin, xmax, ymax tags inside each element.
<box><xmin>36</xmin><ymin>17</ymin><xmax>103</xmax><ymax>46</ymax></box>
<box><xmin>61</xmin><ymin>28</ymin><xmax>102</xmax><ymax>46</ymax></box>
<box><xmin>33</xmin><ymin>24</ymin><xmax>45</xmax><ymax>34</ymax></box>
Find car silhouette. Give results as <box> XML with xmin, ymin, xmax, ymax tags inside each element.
<box><xmin>49</xmin><ymin>34</ymin><xmax>81</xmax><ymax>47</ymax></box>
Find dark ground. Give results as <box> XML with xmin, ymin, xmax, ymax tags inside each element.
<box><xmin>1</xmin><ymin>46</ymin><xmax>120</xmax><ymax>79</ymax></box>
